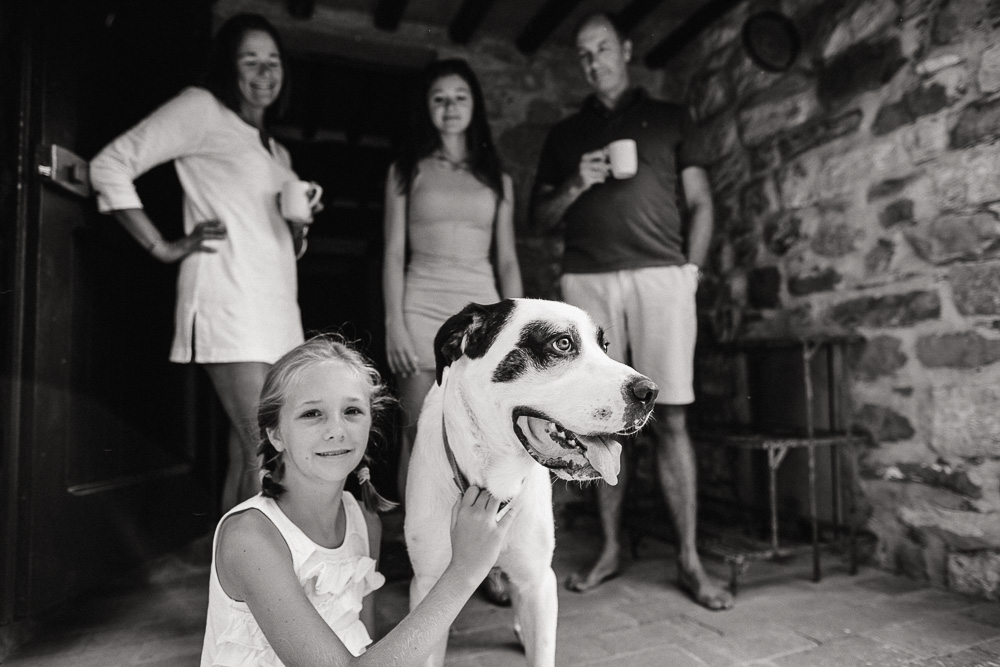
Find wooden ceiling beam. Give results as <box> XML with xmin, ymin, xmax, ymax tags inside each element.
<box><xmin>285</xmin><ymin>0</ymin><xmax>315</xmax><ymax>20</ymax></box>
<box><xmin>373</xmin><ymin>0</ymin><xmax>409</xmax><ymax>32</ymax></box>
<box><xmin>448</xmin><ymin>0</ymin><xmax>500</xmax><ymax>44</ymax></box>
<box><xmin>643</xmin><ymin>0</ymin><xmax>743</xmax><ymax>67</ymax></box>
<box><xmin>615</xmin><ymin>0</ymin><xmax>665</xmax><ymax>35</ymax></box>
<box><xmin>515</xmin><ymin>0</ymin><xmax>584</xmax><ymax>54</ymax></box>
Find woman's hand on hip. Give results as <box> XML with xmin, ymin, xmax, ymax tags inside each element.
<box><xmin>152</xmin><ymin>220</ymin><xmax>227</xmax><ymax>263</ymax></box>
<box><xmin>386</xmin><ymin>320</ymin><xmax>420</xmax><ymax>377</ymax></box>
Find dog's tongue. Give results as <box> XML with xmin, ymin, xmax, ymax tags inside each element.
<box><xmin>579</xmin><ymin>436</ymin><xmax>622</xmax><ymax>485</ymax></box>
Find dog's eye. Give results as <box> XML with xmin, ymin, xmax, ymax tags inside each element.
<box><xmin>551</xmin><ymin>336</ymin><xmax>574</xmax><ymax>354</ymax></box>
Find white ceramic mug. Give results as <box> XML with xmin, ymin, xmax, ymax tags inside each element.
<box><xmin>606</xmin><ymin>139</ymin><xmax>638</xmax><ymax>179</ymax></box>
<box><xmin>280</xmin><ymin>180</ymin><xmax>323</xmax><ymax>223</ymax></box>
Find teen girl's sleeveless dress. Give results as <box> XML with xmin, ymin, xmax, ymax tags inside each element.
<box><xmin>404</xmin><ymin>155</ymin><xmax>500</xmax><ymax>370</ymax></box>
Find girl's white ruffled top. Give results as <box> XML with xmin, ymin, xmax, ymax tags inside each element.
<box><xmin>200</xmin><ymin>492</ymin><xmax>384</xmax><ymax>666</ymax></box>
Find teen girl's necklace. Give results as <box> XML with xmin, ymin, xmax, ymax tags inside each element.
<box><xmin>431</xmin><ymin>149</ymin><xmax>468</xmax><ymax>171</ymax></box>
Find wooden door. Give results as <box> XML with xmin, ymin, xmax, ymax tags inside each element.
<box><xmin>2</xmin><ymin>0</ymin><xmax>217</xmax><ymax>620</ymax></box>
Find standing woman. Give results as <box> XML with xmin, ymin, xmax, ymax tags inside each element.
<box><xmin>91</xmin><ymin>13</ymin><xmax>320</xmax><ymax>511</ymax></box>
<box><xmin>383</xmin><ymin>58</ymin><xmax>523</xmax><ymax>500</ymax></box>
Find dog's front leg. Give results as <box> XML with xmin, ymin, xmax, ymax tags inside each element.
<box><xmin>506</xmin><ymin>564</ymin><xmax>558</xmax><ymax>666</ymax></box>
<box><xmin>406</xmin><ymin>503</ymin><xmax>452</xmax><ymax>667</ymax></box>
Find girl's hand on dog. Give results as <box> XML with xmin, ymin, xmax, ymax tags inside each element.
<box><xmin>448</xmin><ymin>486</ymin><xmax>518</xmax><ymax>583</ymax></box>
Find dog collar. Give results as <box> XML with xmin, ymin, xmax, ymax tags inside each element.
<box><xmin>441</xmin><ymin>413</ymin><xmax>470</xmax><ymax>495</ymax></box>
<box><xmin>441</xmin><ymin>414</ymin><xmax>511</xmax><ymax>511</ymax></box>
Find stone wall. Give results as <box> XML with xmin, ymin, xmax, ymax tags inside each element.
<box><xmin>668</xmin><ymin>0</ymin><xmax>1000</xmax><ymax>598</ymax></box>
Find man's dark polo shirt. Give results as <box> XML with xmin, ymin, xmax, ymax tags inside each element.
<box><xmin>534</xmin><ymin>88</ymin><xmax>704</xmax><ymax>274</ymax></box>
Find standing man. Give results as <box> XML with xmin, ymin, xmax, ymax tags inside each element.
<box><xmin>532</xmin><ymin>12</ymin><xmax>732</xmax><ymax>610</ymax></box>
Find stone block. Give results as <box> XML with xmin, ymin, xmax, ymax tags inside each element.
<box><xmin>979</xmin><ymin>42</ymin><xmax>1000</xmax><ymax>94</ymax></box>
<box><xmin>788</xmin><ymin>267</ymin><xmax>842</xmax><ymax>295</ymax></box>
<box><xmin>873</xmin><ymin>83</ymin><xmax>951</xmax><ymax>136</ymax></box>
<box><xmin>818</xmin><ymin>37</ymin><xmax>908</xmax><ymax>106</ymax></box>
<box><xmin>706</xmin><ymin>150</ymin><xmax>750</xmax><ymax>194</ymax></box>
<box><xmin>932</xmin><ymin>165</ymin><xmax>969</xmax><ymax>210</ymax></box>
<box><xmin>811</xmin><ymin>215</ymin><xmax>862</xmax><ymax>258</ymax></box>
<box><xmin>965</xmin><ymin>147</ymin><xmax>1000</xmax><ymax>204</ymax></box>
<box><xmin>881</xmin><ymin>199</ymin><xmax>916</xmax><ymax>228</ymax></box>
<box><xmin>854</xmin><ymin>403</ymin><xmax>916</xmax><ymax>442</ymax></box>
<box><xmin>822</xmin><ymin>1</ymin><xmax>900</xmax><ymax>60</ymax></box>
<box><xmin>733</xmin><ymin>229</ymin><xmax>761</xmax><ymax>268</ymax></box>
<box><xmin>748</xmin><ymin>266</ymin><xmax>782</xmax><ymax>308</ymax></box>
<box><xmin>690</xmin><ymin>70</ymin><xmax>730</xmax><ymax>122</ymax></box>
<box><xmin>749</xmin><ymin>140</ymin><xmax>781</xmax><ymax>173</ymax></box>
<box><xmin>916</xmin><ymin>53</ymin><xmax>964</xmax><ymax>76</ymax></box>
<box><xmin>763</xmin><ymin>213</ymin><xmax>803</xmax><ymax>256</ymax></box>
<box><xmin>830</xmin><ymin>290</ymin><xmax>941</xmax><ymax>328</ymax></box>
<box><xmin>819</xmin><ymin>149</ymin><xmax>871</xmax><ymax>199</ymax></box>
<box><xmin>856</xmin><ymin>335</ymin><xmax>908</xmax><ymax>380</ymax></box>
<box><xmin>901</xmin><ymin>13</ymin><xmax>931</xmax><ymax>61</ymax></box>
<box><xmin>894</xmin><ymin>460</ymin><xmax>983</xmax><ymax>498</ymax></box>
<box><xmin>741</xmin><ymin>176</ymin><xmax>781</xmax><ymax>226</ymax></box>
<box><xmin>951</xmin><ymin>262</ymin><xmax>1000</xmax><ymax>316</ymax></box>
<box><xmin>932</xmin><ymin>3</ymin><xmax>959</xmax><ymax>44</ymax></box>
<box><xmin>916</xmin><ymin>331</ymin><xmax>1000</xmax><ymax>368</ymax></box>
<box><xmin>903</xmin><ymin>0</ymin><xmax>940</xmax><ymax>21</ymax></box>
<box><xmin>905</xmin><ymin>213</ymin><xmax>1000</xmax><ymax>265</ymax></box>
<box><xmin>866</xmin><ymin>238</ymin><xmax>896</xmax><ymax>275</ymax></box>
<box><xmin>775</xmin><ymin>109</ymin><xmax>863</xmax><ymax>161</ymax></box>
<box><xmin>779</xmin><ymin>156</ymin><xmax>819</xmax><ymax>209</ymax></box>
<box><xmin>687</xmin><ymin>114</ymin><xmax>740</xmax><ymax>164</ymax></box>
<box><xmin>869</xmin><ymin>176</ymin><xmax>917</xmax><ymax>200</ymax></box>
<box><xmin>738</xmin><ymin>89</ymin><xmax>820</xmax><ymax>146</ymax></box>
<box><xmin>927</xmin><ymin>63</ymin><xmax>968</xmax><ymax>102</ymax></box>
<box><xmin>953</xmin><ymin>97</ymin><xmax>1000</xmax><ymax>149</ymax></box>
<box><xmin>732</xmin><ymin>50</ymin><xmax>783</xmax><ymax>100</ymax></box>
<box><xmin>930</xmin><ymin>383</ymin><xmax>1000</xmax><ymax>459</ymax></box>
<box><xmin>949</xmin><ymin>551</ymin><xmax>1000</xmax><ymax>600</ymax></box>
<box><xmin>900</xmin><ymin>506</ymin><xmax>1000</xmax><ymax>553</ymax></box>
<box><xmin>903</xmin><ymin>114</ymin><xmax>951</xmax><ymax>164</ymax></box>
<box><xmin>871</xmin><ymin>139</ymin><xmax>919</xmax><ymax>182</ymax></box>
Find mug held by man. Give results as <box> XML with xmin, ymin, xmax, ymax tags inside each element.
<box><xmin>605</xmin><ymin>139</ymin><xmax>637</xmax><ymax>179</ymax></box>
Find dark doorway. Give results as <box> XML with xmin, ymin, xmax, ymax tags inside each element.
<box><xmin>276</xmin><ymin>53</ymin><xmax>428</xmax><ymax>502</ymax></box>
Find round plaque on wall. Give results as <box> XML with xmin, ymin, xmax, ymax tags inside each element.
<box><xmin>742</xmin><ymin>10</ymin><xmax>801</xmax><ymax>73</ymax></box>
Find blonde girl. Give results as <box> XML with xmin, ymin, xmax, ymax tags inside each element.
<box><xmin>201</xmin><ymin>334</ymin><xmax>517</xmax><ymax>666</ymax></box>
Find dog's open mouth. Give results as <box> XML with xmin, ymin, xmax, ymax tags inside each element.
<box><xmin>511</xmin><ymin>408</ymin><xmax>624</xmax><ymax>484</ymax></box>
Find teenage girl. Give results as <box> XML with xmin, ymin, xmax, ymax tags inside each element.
<box><xmin>201</xmin><ymin>334</ymin><xmax>517</xmax><ymax>666</ymax></box>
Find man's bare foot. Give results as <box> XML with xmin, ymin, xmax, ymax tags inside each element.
<box><xmin>565</xmin><ymin>552</ymin><xmax>620</xmax><ymax>593</ymax></box>
<box><xmin>678</xmin><ymin>567</ymin><xmax>734</xmax><ymax>610</ymax></box>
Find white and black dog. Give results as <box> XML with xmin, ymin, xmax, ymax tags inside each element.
<box><xmin>404</xmin><ymin>298</ymin><xmax>658</xmax><ymax>667</ymax></box>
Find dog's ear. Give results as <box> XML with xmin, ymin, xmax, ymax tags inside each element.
<box><xmin>434</xmin><ymin>299</ymin><xmax>517</xmax><ymax>384</ymax></box>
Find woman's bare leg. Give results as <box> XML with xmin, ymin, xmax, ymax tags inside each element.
<box><xmin>203</xmin><ymin>361</ymin><xmax>271</xmax><ymax>512</ymax></box>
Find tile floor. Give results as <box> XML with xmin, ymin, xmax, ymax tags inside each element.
<box><xmin>5</xmin><ymin>514</ymin><xmax>1000</xmax><ymax>666</ymax></box>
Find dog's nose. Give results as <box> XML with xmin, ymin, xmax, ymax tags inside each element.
<box><xmin>629</xmin><ymin>377</ymin><xmax>659</xmax><ymax>408</ymax></box>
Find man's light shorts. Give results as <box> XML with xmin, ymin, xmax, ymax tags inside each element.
<box><xmin>560</xmin><ymin>265</ymin><xmax>698</xmax><ymax>406</ymax></box>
